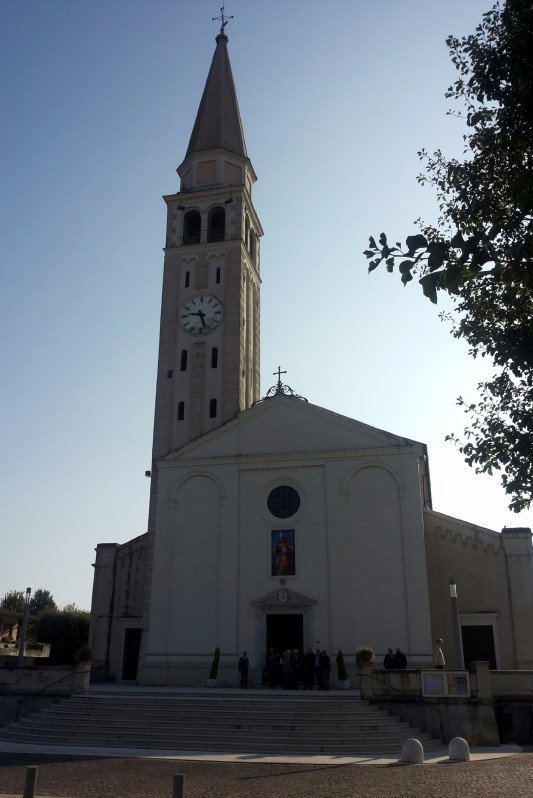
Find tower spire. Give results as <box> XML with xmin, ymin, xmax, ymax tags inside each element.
<box><xmin>184</xmin><ymin>17</ymin><xmax>246</xmax><ymax>159</ymax></box>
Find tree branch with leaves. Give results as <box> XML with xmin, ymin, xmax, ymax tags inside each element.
<box><xmin>364</xmin><ymin>0</ymin><xmax>532</xmax><ymax>512</ymax></box>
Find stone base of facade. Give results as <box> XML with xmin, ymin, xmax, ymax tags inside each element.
<box><xmin>137</xmin><ymin>659</ymin><xmax>243</xmax><ymax>688</ymax></box>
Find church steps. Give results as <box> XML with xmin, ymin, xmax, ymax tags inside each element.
<box><xmin>0</xmin><ymin>693</ymin><xmax>441</xmax><ymax>754</ymax></box>
<box><xmin>39</xmin><ymin>705</ymin><xmax>390</xmax><ymax>720</ymax></box>
<box><xmin>1</xmin><ymin>730</ymin><xmax>440</xmax><ymax>755</ymax></box>
<box><xmin>14</xmin><ymin>718</ymin><xmax>415</xmax><ymax>736</ymax></box>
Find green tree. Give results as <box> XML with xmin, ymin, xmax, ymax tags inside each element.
<box><xmin>1</xmin><ymin>590</ymin><xmax>24</xmax><ymax>612</ymax></box>
<box><xmin>29</xmin><ymin>589</ymin><xmax>57</xmax><ymax>616</ymax></box>
<box><xmin>35</xmin><ymin>606</ymin><xmax>90</xmax><ymax>666</ymax></box>
<box><xmin>364</xmin><ymin>0</ymin><xmax>532</xmax><ymax>512</ymax></box>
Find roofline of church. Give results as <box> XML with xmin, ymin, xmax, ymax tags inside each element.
<box><xmin>424</xmin><ymin>506</ymin><xmax>502</xmax><ymax>538</ymax></box>
<box><xmin>158</xmin><ymin>392</ymin><xmax>426</xmax><ymax>463</ymax></box>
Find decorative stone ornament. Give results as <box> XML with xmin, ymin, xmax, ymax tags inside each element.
<box><xmin>401</xmin><ymin>737</ymin><xmax>424</xmax><ymax>764</ymax></box>
<box><xmin>449</xmin><ymin>736</ymin><xmax>470</xmax><ymax>761</ymax></box>
<box><xmin>278</xmin><ymin>589</ymin><xmax>288</xmax><ymax>604</ymax></box>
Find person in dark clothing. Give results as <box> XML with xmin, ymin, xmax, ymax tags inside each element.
<box><xmin>238</xmin><ymin>651</ymin><xmax>249</xmax><ymax>687</ymax></box>
<box><xmin>319</xmin><ymin>649</ymin><xmax>331</xmax><ymax>690</ymax></box>
<box><xmin>314</xmin><ymin>647</ymin><xmax>322</xmax><ymax>690</ymax></box>
<box><xmin>282</xmin><ymin>649</ymin><xmax>292</xmax><ymax>689</ymax></box>
<box><xmin>383</xmin><ymin>648</ymin><xmax>394</xmax><ymax>669</ymax></box>
<box><xmin>392</xmin><ymin>647</ymin><xmax>407</xmax><ymax>669</ymax></box>
<box><xmin>303</xmin><ymin>648</ymin><xmax>315</xmax><ymax>690</ymax></box>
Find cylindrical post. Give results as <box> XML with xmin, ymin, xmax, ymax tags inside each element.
<box><xmin>23</xmin><ymin>765</ymin><xmax>38</xmax><ymax>798</ymax></box>
<box><xmin>17</xmin><ymin>587</ymin><xmax>32</xmax><ymax>667</ymax></box>
<box><xmin>172</xmin><ymin>774</ymin><xmax>184</xmax><ymax>798</ymax></box>
<box><xmin>449</xmin><ymin>578</ymin><xmax>463</xmax><ymax>668</ymax></box>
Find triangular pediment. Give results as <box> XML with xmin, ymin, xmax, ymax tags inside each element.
<box><xmin>161</xmin><ymin>394</ymin><xmax>422</xmax><ymax>464</ymax></box>
<box><xmin>252</xmin><ymin>587</ymin><xmax>316</xmax><ymax>609</ymax></box>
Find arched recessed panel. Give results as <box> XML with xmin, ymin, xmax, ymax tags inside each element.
<box><xmin>348</xmin><ymin>466</ymin><xmax>408</xmax><ymax>646</ymax></box>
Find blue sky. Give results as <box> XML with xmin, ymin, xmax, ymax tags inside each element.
<box><xmin>1</xmin><ymin>0</ymin><xmax>529</xmax><ymax>610</ymax></box>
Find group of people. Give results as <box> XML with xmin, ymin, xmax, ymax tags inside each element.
<box><xmin>382</xmin><ymin>647</ymin><xmax>408</xmax><ymax>669</ymax></box>
<box><xmin>383</xmin><ymin>639</ymin><xmax>446</xmax><ymax>670</ymax></box>
<box><xmin>239</xmin><ymin>638</ymin><xmax>448</xmax><ymax>687</ymax></box>
<box><xmin>264</xmin><ymin>647</ymin><xmax>332</xmax><ymax>690</ymax></box>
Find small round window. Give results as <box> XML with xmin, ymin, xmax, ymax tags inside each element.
<box><xmin>267</xmin><ymin>485</ymin><xmax>300</xmax><ymax>519</ymax></box>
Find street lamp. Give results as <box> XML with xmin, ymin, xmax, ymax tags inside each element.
<box><xmin>17</xmin><ymin>587</ymin><xmax>31</xmax><ymax>667</ymax></box>
<box><xmin>449</xmin><ymin>578</ymin><xmax>463</xmax><ymax>668</ymax></box>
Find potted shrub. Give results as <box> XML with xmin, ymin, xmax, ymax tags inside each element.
<box><xmin>355</xmin><ymin>646</ymin><xmax>374</xmax><ymax>669</ymax></box>
<box><xmin>336</xmin><ymin>649</ymin><xmax>349</xmax><ymax>689</ymax></box>
<box><xmin>207</xmin><ymin>646</ymin><xmax>220</xmax><ymax>687</ymax></box>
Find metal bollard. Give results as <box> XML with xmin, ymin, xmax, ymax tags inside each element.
<box><xmin>172</xmin><ymin>773</ymin><xmax>184</xmax><ymax>798</ymax></box>
<box><xmin>23</xmin><ymin>765</ymin><xmax>38</xmax><ymax>798</ymax></box>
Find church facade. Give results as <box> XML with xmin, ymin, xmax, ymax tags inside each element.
<box><xmin>88</xmin><ymin>30</ymin><xmax>533</xmax><ymax>687</ymax></box>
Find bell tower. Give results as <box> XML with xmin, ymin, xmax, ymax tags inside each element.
<box><xmin>150</xmin><ymin>29</ymin><xmax>262</xmax><ymax>475</ymax></box>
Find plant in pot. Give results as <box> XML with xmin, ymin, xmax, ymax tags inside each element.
<box><xmin>207</xmin><ymin>646</ymin><xmax>221</xmax><ymax>687</ymax></box>
<box><xmin>336</xmin><ymin>649</ymin><xmax>349</xmax><ymax>689</ymax></box>
<box><xmin>355</xmin><ymin>646</ymin><xmax>374</xmax><ymax>669</ymax></box>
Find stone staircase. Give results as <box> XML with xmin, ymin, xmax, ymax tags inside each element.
<box><xmin>0</xmin><ymin>689</ymin><xmax>441</xmax><ymax>755</ymax></box>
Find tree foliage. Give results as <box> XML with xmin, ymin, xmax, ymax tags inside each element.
<box><xmin>29</xmin><ymin>589</ymin><xmax>57</xmax><ymax>616</ymax></box>
<box><xmin>364</xmin><ymin>0</ymin><xmax>532</xmax><ymax>512</ymax></box>
<box><xmin>0</xmin><ymin>591</ymin><xmax>24</xmax><ymax>612</ymax></box>
<box><xmin>35</xmin><ymin>606</ymin><xmax>90</xmax><ymax>666</ymax></box>
<box><xmin>0</xmin><ymin>588</ymin><xmax>57</xmax><ymax>616</ymax></box>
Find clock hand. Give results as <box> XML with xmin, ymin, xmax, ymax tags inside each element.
<box><xmin>197</xmin><ymin>310</ymin><xmax>207</xmax><ymax>328</ymax></box>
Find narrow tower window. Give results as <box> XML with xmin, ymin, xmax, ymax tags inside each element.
<box><xmin>216</xmin><ymin>266</ymin><xmax>221</xmax><ymax>284</ymax></box>
<box><xmin>209</xmin><ymin>398</ymin><xmax>217</xmax><ymax>418</ymax></box>
<box><xmin>250</xmin><ymin>232</ymin><xmax>256</xmax><ymax>260</ymax></box>
<box><xmin>177</xmin><ymin>402</ymin><xmax>185</xmax><ymax>421</ymax></box>
<box><xmin>183</xmin><ymin>210</ymin><xmax>201</xmax><ymax>245</ymax></box>
<box><xmin>180</xmin><ymin>350</ymin><xmax>188</xmax><ymax>371</ymax></box>
<box><xmin>211</xmin><ymin>347</ymin><xmax>218</xmax><ymax>368</ymax></box>
<box><xmin>207</xmin><ymin>207</ymin><xmax>225</xmax><ymax>242</ymax></box>
<box><xmin>184</xmin><ymin>270</ymin><xmax>190</xmax><ymax>288</ymax></box>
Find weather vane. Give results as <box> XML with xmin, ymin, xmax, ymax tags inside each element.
<box><xmin>212</xmin><ymin>6</ymin><xmax>234</xmax><ymax>35</ymax></box>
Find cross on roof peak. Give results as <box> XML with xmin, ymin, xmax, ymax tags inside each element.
<box><xmin>256</xmin><ymin>367</ymin><xmax>308</xmax><ymax>403</ymax></box>
<box><xmin>212</xmin><ymin>5</ymin><xmax>234</xmax><ymax>36</ymax></box>
<box><xmin>274</xmin><ymin>366</ymin><xmax>287</xmax><ymax>388</ymax></box>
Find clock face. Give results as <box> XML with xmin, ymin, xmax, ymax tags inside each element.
<box><xmin>180</xmin><ymin>294</ymin><xmax>223</xmax><ymax>335</ymax></box>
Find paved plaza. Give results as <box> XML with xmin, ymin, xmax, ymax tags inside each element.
<box><xmin>0</xmin><ymin>749</ymin><xmax>532</xmax><ymax>798</ymax></box>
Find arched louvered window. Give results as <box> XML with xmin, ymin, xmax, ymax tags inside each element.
<box><xmin>183</xmin><ymin>210</ymin><xmax>201</xmax><ymax>245</ymax></box>
<box><xmin>207</xmin><ymin>207</ymin><xmax>225</xmax><ymax>242</ymax></box>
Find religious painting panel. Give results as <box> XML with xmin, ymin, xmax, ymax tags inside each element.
<box><xmin>271</xmin><ymin>530</ymin><xmax>295</xmax><ymax>576</ymax></box>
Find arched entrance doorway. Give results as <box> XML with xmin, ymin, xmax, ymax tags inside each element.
<box><xmin>252</xmin><ymin>588</ymin><xmax>316</xmax><ymax>683</ymax></box>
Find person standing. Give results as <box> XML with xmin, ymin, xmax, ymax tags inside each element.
<box><xmin>383</xmin><ymin>648</ymin><xmax>394</xmax><ymax>669</ymax></box>
<box><xmin>392</xmin><ymin>647</ymin><xmax>407</xmax><ymax>669</ymax></box>
<box><xmin>314</xmin><ymin>646</ymin><xmax>322</xmax><ymax>690</ymax></box>
<box><xmin>319</xmin><ymin>649</ymin><xmax>331</xmax><ymax>691</ymax></box>
<box><xmin>303</xmin><ymin>648</ymin><xmax>315</xmax><ymax>690</ymax></box>
<box><xmin>238</xmin><ymin>651</ymin><xmax>249</xmax><ymax>687</ymax></box>
<box><xmin>282</xmin><ymin>649</ymin><xmax>292</xmax><ymax>689</ymax></box>
<box><xmin>433</xmin><ymin>639</ymin><xmax>445</xmax><ymax>669</ymax></box>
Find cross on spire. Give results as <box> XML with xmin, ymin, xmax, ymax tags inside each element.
<box><xmin>274</xmin><ymin>366</ymin><xmax>287</xmax><ymax>390</ymax></box>
<box><xmin>212</xmin><ymin>6</ymin><xmax>234</xmax><ymax>36</ymax></box>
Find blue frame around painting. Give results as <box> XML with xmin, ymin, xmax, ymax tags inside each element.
<box><xmin>271</xmin><ymin>530</ymin><xmax>295</xmax><ymax>576</ymax></box>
